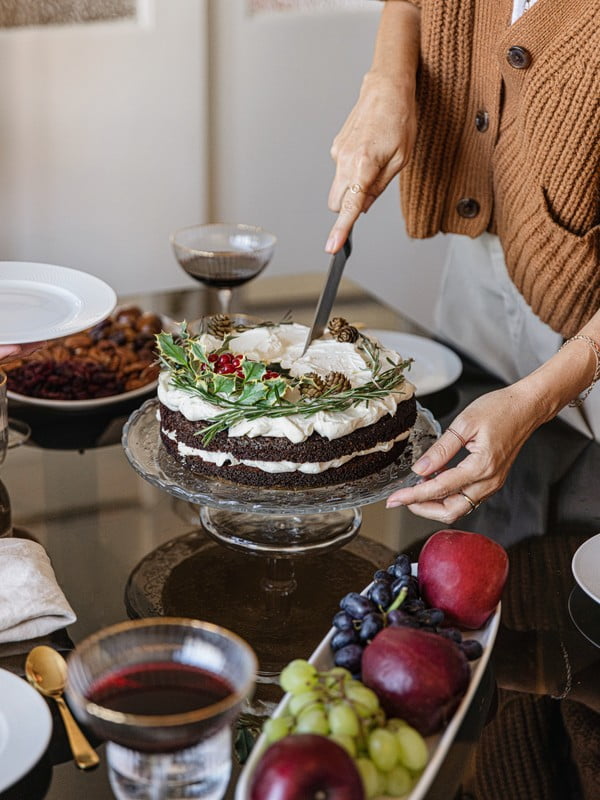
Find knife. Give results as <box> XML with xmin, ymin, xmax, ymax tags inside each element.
<box><xmin>301</xmin><ymin>229</ymin><xmax>353</xmax><ymax>356</ymax></box>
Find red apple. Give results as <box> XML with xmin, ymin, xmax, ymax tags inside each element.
<box><xmin>362</xmin><ymin>626</ymin><xmax>470</xmax><ymax>736</ymax></box>
<box><xmin>418</xmin><ymin>529</ymin><xmax>508</xmax><ymax>629</ymax></box>
<box><xmin>250</xmin><ymin>734</ymin><xmax>365</xmax><ymax>800</ymax></box>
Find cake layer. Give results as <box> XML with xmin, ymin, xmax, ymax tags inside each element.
<box><xmin>159</xmin><ymin>397</ymin><xmax>417</xmax><ymax>488</ymax></box>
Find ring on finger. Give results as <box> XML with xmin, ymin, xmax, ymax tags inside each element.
<box><xmin>459</xmin><ymin>489</ymin><xmax>481</xmax><ymax>515</ymax></box>
<box><xmin>349</xmin><ymin>183</ymin><xmax>364</xmax><ymax>194</ymax></box>
<box><xmin>447</xmin><ymin>426</ymin><xmax>468</xmax><ymax>448</ymax></box>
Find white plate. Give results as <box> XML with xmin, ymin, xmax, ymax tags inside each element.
<box><xmin>0</xmin><ymin>262</ymin><xmax>116</xmax><ymax>345</ymax></box>
<box><xmin>8</xmin><ymin>378</ymin><xmax>158</xmax><ymax>412</ymax></box>
<box><xmin>236</xmin><ymin>566</ymin><xmax>501</xmax><ymax>800</ymax></box>
<box><xmin>571</xmin><ymin>532</ymin><xmax>600</xmax><ymax>604</ymax></box>
<box><xmin>0</xmin><ymin>668</ymin><xmax>53</xmax><ymax>792</ymax></box>
<box><xmin>367</xmin><ymin>330</ymin><xmax>462</xmax><ymax>397</ymax></box>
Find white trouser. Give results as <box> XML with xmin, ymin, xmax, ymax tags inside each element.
<box><xmin>434</xmin><ymin>233</ymin><xmax>599</xmax><ymax>440</ymax></box>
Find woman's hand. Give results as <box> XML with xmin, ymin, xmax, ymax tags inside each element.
<box><xmin>325</xmin><ymin>0</ymin><xmax>420</xmax><ymax>254</ymax></box>
<box><xmin>386</xmin><ymin>384</ymin><xmax>546</xmax><ymax>522</ymax></box>
<box><xmin>0</xmin><ymin>342</ymin><xmax>46</xmax><ymax>364</ymax></box>
<box><xmin>326</xmin><ymin>71</ymin><xmax>417</xmax><ymax>253</ymax></box>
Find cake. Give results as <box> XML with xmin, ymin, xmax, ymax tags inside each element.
<box><xmin>156</xmin><ymin>316</ymin><xmax>417</xmax><ymax>488</ymax></box>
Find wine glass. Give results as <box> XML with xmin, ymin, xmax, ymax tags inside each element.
<box><xmin>170</xmin><ymin>223</ymin><xmax>277</xmax><ymax>315</ymax></box>
<box><xmin>66</xmin><ymin>618</ymin><xmax>257</xmax><ymax>800</ymax></box>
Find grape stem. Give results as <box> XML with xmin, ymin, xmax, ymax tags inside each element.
<box><xmin>385</xmin><ymin>586</ymin><xmax>408</xmax><ymax>615</ymax></box>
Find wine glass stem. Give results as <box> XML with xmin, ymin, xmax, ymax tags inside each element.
<box><xmin>217</xmin><ymin>288</ymin><xmax>232</xmax><ymax>315</ymax></box>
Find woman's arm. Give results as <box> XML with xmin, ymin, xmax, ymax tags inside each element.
<box><xmin>387</xmin><ymin>311</ymin><xmax>600</xmax><ymax>522</ymax></box>
<box><xmin>325</xmin><ymin>1</ymin><xmax>420</xmax><ymax>253</ymax></box>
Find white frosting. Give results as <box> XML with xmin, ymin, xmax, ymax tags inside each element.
<box><xmin>163</xmin><ymin>427</ymin><xmax>411</xmax><ymax>474</ymax></box>
<box><xmin>157</xmin><ymin>323</ymin><xmax>414</xmax><ymax>443</ymax></box>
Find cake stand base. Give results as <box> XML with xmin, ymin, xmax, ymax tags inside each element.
<box><xmin>125</xmin><ymin>527</ymin><xmax>395</xmax><ymax>717</ymax></box>
<box><xmin>199</xmin><ymin>506</ymin><xmax>362</xmax><ymax>555</ymax></box>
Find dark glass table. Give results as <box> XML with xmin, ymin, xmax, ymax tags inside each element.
<box><xmin>1</xmin><ymin>277</ymin><xmax>598</xmax><ymax>800</ymax></box>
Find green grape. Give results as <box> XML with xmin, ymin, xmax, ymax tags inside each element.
<box><xmin>279</xmin><ymin>659</ymin><xmax>318</xmax><ymax>695</ymax></box>
<box><xmin>385</xmin><ymin>764</ymin><xmax>413</xmax><ymax>797</ymax></box>
<box><xmin>262</xmin><ymin>716</ymin><xmax>293</xmax><ymax>743</ymax></box>
<box><xmin>345</xmin><ymin>684</ymin><xmax>380</xmax><ymax>717</ymax></box>
<box><xmin>329</xmin><ymin>733</ymin><xmax>357</xmax><ymax>757</ymax></box>
<box><xmin>295</xmin><ymin>707</ymin><xmax>330</xmax><ymax>735</ymax></box>
<box><xmin>355</xmin><ymin>757</ymin><xmax>385</xmax><ymax>799</ymax></box>
<box><xmin>386</xmin><ymin>718</ymin><xmax>408</xmax><ymax>732</ymax></box>
<box><xmin>394</xmin><ymin>725</ymin><xmax>429</xmax><ymax>772</ymax></box>
<box><xmin>323</xmin><ymin>667</ymin><xmax>353</xmax><ymax>689</ymax></box>
<box><xmin>328</xmin><ymin>701</ymin><xmax>360</xmax><ymax>738</ymax></box>
<box><xmin>368</xmin><ymin>728</ymin><xmax>399</xmax><ymax>772</ymax></box>
<box><xmin>289</xmin><ymin>689</ymin><xmax>323</xmax><ymax>717</ymax></box>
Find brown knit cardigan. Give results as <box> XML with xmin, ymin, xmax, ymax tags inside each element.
<box><xmin>397</xmin><ymin>0</ymin><xmax>600</xmax><ymax>338</ymax></box>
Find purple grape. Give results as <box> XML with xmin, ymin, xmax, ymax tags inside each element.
<box><xmin>334</xmin><ymin>643</ymin><xmax>364</xmax><ymax>674</ymax></box>
<box><xmin>358</xmin><ymin>612</ymin><xmax>384</xmax><ymax>643</ymax></box>
<box><xmin>416</xmin><ymin>608</ymin><xmax>445</xmax><ymax>627</ymax></box>
<box><xmin>460</xmin><ymin>639</ymin><xmax>484</xmax><ymax>661</ymax></box>
<box><xmin>437</xmin><ymin>627</ymin><xmax>462</xmax><ymax>644</ymax></box>
<box><xmin>332</xmin><ymin>610</ymin><xmax>354</xmax><ymax>631</ymax></box>
<box><xmin>373</xmin><ymin>569</ymin><xmax>393</xmax><ymax>584</ymax></box>
<box><xmin>368</xmin><ymin>581</ymin><xmax>393</xmax><ymax>609</ymax></box>
<box><xmin>386</xmin><ymin>609</ymin><xmax>420</xmax><ymax>628</ymax></box>
<box><xmin>331</xmin><ymin>628</ymin><xmax>359</xmax><ymax>652</ymax></box>
<box><xmin>394</xmin><ymin>554</ymin><xmax>412</xmax><ymax>575</ymax></box>
<box><xmin>340</xmin><ymin>592</ymin><xmax>376</xmax><ymax>620</ymax></box>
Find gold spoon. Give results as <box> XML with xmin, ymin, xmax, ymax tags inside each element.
<box><xmin>25</xmin><ymin>645</ymin><xmax>100</xmax><ymax>770</ymax></box>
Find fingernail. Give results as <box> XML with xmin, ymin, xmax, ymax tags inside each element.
<box><xmin>412</xmin><ymin>457</ymin><xmax>431</xmax><ymax>475</ymax></box>
<box><xmin>325</xmin><ymin>234</ymin><xmax>337</xmax><ymax>253</ymax></box>
<box><xmin>386</xmin><ymin>499</ymin><xmax>402</xmax><ymax>508</ymax></box>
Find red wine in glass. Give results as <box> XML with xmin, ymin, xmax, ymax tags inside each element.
<box><xmin>88</xmin><ymin>662</ymin><xmax>233</xmax><ymax>717</ymax></box>
<box><xmin>171</xmin><ymin>223</ymin><xmax>276</xmax><ymax>315</ymax></box>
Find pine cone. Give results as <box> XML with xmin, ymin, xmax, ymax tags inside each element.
<box><xmin>207</xmin><ymin>314</ymin><xmax>232</xmax><ymax>338</ymax></box>
<box><xmin>336</xmin><ymin>325</ymin><xmax>359</xmax><ymax>343</ymax></box>
<box><xmin>328</xmin><ymin>317</ymin><xmax>348</xmax><ymax>336</ymax></box>
<box><xmin>322</xmin><ymin>371</ymin><xmax>352</xmax><ymax>393</ymax></box>
<box><xmin>300</xmin><ymin>372</ymin><xmax>326</xmax><ymax>398</ymax></box>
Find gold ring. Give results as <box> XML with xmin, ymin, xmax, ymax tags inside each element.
<box><xmin>459</xmin><ymin>489</ymin><xmax>481</xmax><ymax>515</ymax></box>
<box><xmin>447</xmin><ymin>426</ymin><xmax>468</xmax><ymax>448</ymax></box>
<box><xmin>349</xmin><ymin>183</ymin><xmax>363</xmax><ymax>194</ymax></box>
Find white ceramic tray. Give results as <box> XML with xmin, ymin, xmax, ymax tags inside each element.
<box><xmin>236</xmin><ymin>567</ymin><xmax>501</xmax><ymax>800</ymax></box>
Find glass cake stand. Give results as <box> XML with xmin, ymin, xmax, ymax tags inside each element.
<box><xmin>121</xmin><ymin>399</ymin><xmax>440</xmax><ymax>718</ymax></box>
<box><xmin>121</xmin><ymin>398</ymin><xmax>440</xmax><ymax>555</ymax></box>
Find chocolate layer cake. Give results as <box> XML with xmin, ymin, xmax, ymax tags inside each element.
<box><xmin>156</xmin><ymin>318</ymin><xmax>417</xmax><ymax>489</ymax></box>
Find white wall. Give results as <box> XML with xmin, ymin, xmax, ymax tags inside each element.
<box><xmin>211</xmin><ymin>0</ymin><xmax>447</xmax><ymax>330</ymax></box>
<box><xmin>0</xmin><ymin>0</ymin><xmax>208</xmax><ymax>296</ymax></box>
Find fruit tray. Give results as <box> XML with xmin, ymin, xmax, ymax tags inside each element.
<box><xmin>235</xmin><ymin>566</ymin><xmax>501</xmax><ymax>800</ymax></box>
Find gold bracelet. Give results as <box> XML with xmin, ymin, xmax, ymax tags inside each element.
<box><xmin>559</xmin><ymin>334</ymin><xmax>600</xmax><ymax>407</ymax></box>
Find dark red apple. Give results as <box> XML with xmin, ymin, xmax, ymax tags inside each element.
<box><xmin>418</xmin><ymin>529</ymin><xmax>508</xmax><ymax>629</ymax></box>
<box><xmin>361</xmin><ymin>626</ymin><xmax>470</xmax><ymax>736</ymax></box>
<box><xmin>249</xmin><ymin>733</ymin><xmax>365</xmax><ymax>800</ymax></box>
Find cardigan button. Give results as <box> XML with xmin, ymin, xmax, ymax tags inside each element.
<box><xmin>506</xmin><ymin>46</ymin><xmax>532</xmax><ymax>69</ymax></box>
<box><xmin>475</xmin><ymin>110</ymin><xmax>489</xmax><ymax>132</ymax></box>
<box><xmin>457</xmin><ymin>198</ymin><xmax>480</xmax><ymax>218</ymax></box>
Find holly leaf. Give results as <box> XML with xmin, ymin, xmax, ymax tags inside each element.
<box><xmin>237</xmin><ymin>382</ymin><xmax>268</xmax><ymax>405</ymax></box>
<box><xmin>243</xmin><ymin>360</ymin><xmax>266</xmax><ymax>382</ymax></box>
<box><xmin>156</xmin><ymin>333</ymin><xmax>189</xmax><ymax>367</ymax></box>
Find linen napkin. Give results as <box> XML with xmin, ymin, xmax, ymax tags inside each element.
<box><xmin>0</xmin><ymin>538</ymin><xmax>76</xmax><ymax>644</ymax></box>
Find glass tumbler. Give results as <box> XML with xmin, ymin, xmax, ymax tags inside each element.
<box><xmin>66</xmin><ymin>618</ymin><xmax>257</xmax><ymax>800</ymax></box>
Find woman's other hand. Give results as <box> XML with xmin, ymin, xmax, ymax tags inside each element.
<box><xmin>325</xmin><ymin>1</ymin><xmax>420</xmax><ymax>254</ymax></box>
<box><xmin>0</xmin><ymin>342</ymin><xmax>46</xmax><ymax>364</ymax></box>
<box><xmin>386</xmin><ymin>384</ymin><xmax>547</xmax><ymax>523</ymax></box>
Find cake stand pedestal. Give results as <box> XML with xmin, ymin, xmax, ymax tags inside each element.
<box><xmin>121</xmin><ymin>400</ymin><xmax>440</xmax><ymax>718</ymax></box>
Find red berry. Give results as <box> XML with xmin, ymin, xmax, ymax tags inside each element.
<box><xmin>218</xmin><ymin>353</ymin><xmax>232</xmax><ymax>365</ymax></box>
<box><xmin>231</xmin><ymin>357</ymin><xmax>241</xmax><ymax>368</ymax></box>
<box><xmin>208</xmin><ymin>353</ymin><xmax>218</xmax><ymax>363</ymax></box>
<box><xmin>220</xmin><ymin>364</ymin><xmax>235</xmax><ymax>374</ymax></box>
<box><xmin>236</xmin><ymin>369</ymin><xmax>244</xmax><ymax>378</ymax></box>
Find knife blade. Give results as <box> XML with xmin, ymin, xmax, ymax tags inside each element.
<box><xmin>301</xmin><ymin>230</ymin><xmax>353</xmax><ymax>356</ymax></box>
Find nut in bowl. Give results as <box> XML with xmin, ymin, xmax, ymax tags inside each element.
<box><xmin>4</xmin><ymin>305</ymin><xmax>174</xmax><ymax>411</ymax></box>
